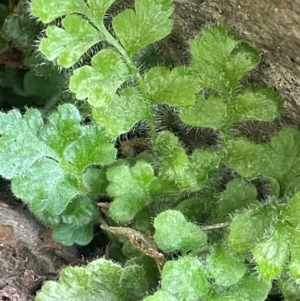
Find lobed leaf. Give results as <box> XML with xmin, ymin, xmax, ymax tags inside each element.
<box><xmin>62</xmin><ymin>195</ymin><xmax>99</xmax><ymax>226</ymax></box>
<box><xmin>39</xmin><ymin>15</ymin><xmax>102</xmax><ymax>68</ymax></box>
<box><xmin>64</xmin><ymin>124</ymin><xmax>117</xmax><ymax>171</ymax></box>
<box><xmin>226</xmin><ymin>272</ymin><xmax>272</xmax><ymax>301</ymax></box>
<box><xmin>36</xmin><ymin>258</ymin><xmax>126</xmax><ymax>301</ymax></box>
<box><xmin>174</xmin><ymin>197</ymin><xmax>209</xmax><ymax>222</ymax></box>
<box><xmin>52</xmin><ymin>223</ymin><xmax>94</xmax><ymax>246</ymax></box>
<box><xmin>206</xmin><ymin>245</ymin><xmax>246</xmax><ymax>286</ymax></box>
<box><xmin>0</xmin><ymin>109</ymin><xmax>54</xmax><ymax>179</ymax></box>
<box><xmin>282</xmin><ymin>192</ymin><xmax>300</xmax><ymax>227</ymax></box>
<box><xmin>154</xmin><ymin>131</ymin><xmax>219</xmax><ymax>191</ymax></box>
<box><xmin>30</xmin><ymin>0</ymin><xmax>89</xmax><ymax>23</ymax></box>
<box><xmin>40</xmin><ymin>104</ymin><xmax>82</xmax><ymax>158</ymax></box>
<box><xmin>223</xmin><ymin>136</ymin><xmax>265</xmax><ymax>178</ymax></box>
<box><xmin>253</xmin><ymin>224</ymin><xmax>290</xmax><ymax>279</ymax></box>
<box><xmin>154</xmin><ymin>131</ymin><xmax>188</xmax><ymax>177</ymax></box>
<box><xmin>144</xmin><ymin>291</ymin><xmax>178</xmax><ymax>301</ymax></box>
<box><xmin>144</xmin><ymin>66</ymin><xmax>198</xmax><ymax>107</ymax></box>
<box><xmin>1</xmin><ymin>0</ymin><xmax>41</xmax><ymax>49</ymax></box>
<box><xmin>87</xmin><ymin>0</ymin><xmax>116</xmax><ymax>21</ymax></box>
<box><xmin>289</xmin><ymin>228</ymin><xmax>300</xmax><ymax>279</ymax></box>
<box><xmin>180</xmin><ymin>94</ymin><xmax>227</xmax><ymax>130</ymax></box>
<box><xmin>112</xmin><ymin>0</ymin><xmax>174</xmax><ymax>56</ymax></box>
<box><xmin>224</xmin><ymin>43</ymin><xmax>260</xmax><ymax>86</ymax></box>
<box><xmin>228</xmin><ymin>203</ymin><xmax>279</xmax><ymax>253</ymax></box>
<box><xmin>92</xmin><ymin>87</ymin><xmax>149</xmax><ymax>135</ymax></box>
<box><xmin>182</xmin><ymin>148</ymin><xmax>219</xmax><ymax>191</ymax></box>
<box><xmin>216</xmin><ymin>178</ymin><xmax>258</xmax><ymax>221</ymax></box>
<box><xmin>120</xmin><ymin>265</ymin><xmax>149</xmax><ymax>299</ymax></box>
<box><xmin>279</xmin><ymin>273</ymin><xmax>300</xmax><ymax>301</ymax></box>
<box><xmin>161</xmin><ymin>257</ymin><xmax>211</xmax><ymax>300</ymax></box>
<box><xmin>0</xmin><ymin>109</ymin><xmax>23</xmax><ymax>135</ymax></box>
<box><xmin>107</xmin><ymin>161</ymin><xmax>155</xmax><ymax>223</ymax></box>
<box><xmin>153</xmin><ymin>210</ymin><xmax>207</xmax><ymax>253</ymax></box>
<box><xmin>207</xmin><ymin>297</ymin><xmax>244</xmax><ymax>301</ymax></box>
<box><xmin>12</xmin><ymin>158</ymin><xmax>79</xmax><ymax>216</ymax></box>
<box><xmin>230</xmin><ymin>87</ymin><xmax>283</xmax><ymax>123</ymax></box>
<box><xmin>190</xmin><ymin>25</ymin><xmax>259</xmax><ymax>92</ymax></box>
<box><xmin>83</xmin><ymin>167</ymin><xmax>108</xmax><ymax>195</ymax></box>
<box><xmin>258</xmin><ymin>127</ymin><xmax>300</xmax><ymax>196</ymax></box>
<box><xmin>0</xmin><ymin>104</ymin><xmax>117</xmax><ymax>245</ymax></box>
<box><xmin>69</xmin><ymin>49</ymin><xmax>132</xmax><ymax>106</ymax></box>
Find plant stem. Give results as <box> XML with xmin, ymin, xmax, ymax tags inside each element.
<box><xmin>85</xmin><ymin>11</ymin><xmax>158</xmax><ymax>144</ymax></box>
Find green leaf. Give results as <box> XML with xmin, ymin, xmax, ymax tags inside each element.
<box><xmin>83</xmin><ymin>167</ymin><xmax>108</xmax><ymax>195</ymax></box>
<box><xmin>36</xmin><ymin>258</ymin><xmax>126</xmax><ymax>301</ymax></box>
<box><xmin>62</xmin><ymin>195</ymin><xmax>99</xmax><ymax>226</ymax></box>
<box><xmin>224</xmin><ymin>43</ymin><xmax>260</xmax><ymax>86</ymax></box>
<box><xmin>180</xmin><ymin>94</ymin><xmax>227</xmax><ymax>130</ymax></box>
<box><xmin>149</xmin><ymin>176</ymin><xmax>181</xmax><ymax>198</ymax></box>
<box><xmin>125</xmin><ymin>256</ymin><xmax>160</xmax><ymax>290</ymax></box>
<box><xmin>87</xmin><ymin>0</ymin><xmax>116</xmax><ymax>23</ymax></box>
<box><xmin>230</xmin><ymin>87</ymin><xmax>283</xmax><ymax>123</ymax></box>
<box><xmin>155</xmin><ymin>131</ymin><xmax>219</xmax><ymax>191</ymax></box>
<box><xmin>174</xmin><ymin>197</ymin><xmax>208</xmax><ymax>222</ymax></box>
<box><xmin>24</xmin><ymin>69</ymin><xmax>66</xmax><ymax>99</ymax></box>
<box><xmin>283</xmin><ymin>192</ymin><xmax>300</xmax><ymax>227</ymax></box>
<box><xmin>190</xmin><ymin>25</ymin><xmax>257</xmax><ymax>92</ymax></box>
<box><xmin>134</xmin><ymin>208</ymin><xmax>152</xmax><ymax>231</ymax></box>
<box><xmin>30</xmin><ymin>0</ymin><xmax>89</xmax><ymax>23</ymax></box>
<box><xmin>12</xmin><ymin>158</ymin><xmax>79</xmax><ymax>215</ymax></box>
<box><xmin>0</xmin><ymin>104</ymin><xmax>115</xmax><ymax>245</ymax></box>
<box><xmin>144</xmin><ymin>291</ymin><xmax>178</xmax><ymax>301</ymax></box>
<box><xmin>1</xmin><ymin>1</ymin><xmax>41</xmax><ymax>49</ymax></box>
<box><xmin>39</xmin><ymin>15</ymin><xmax>102</xmax><ymax>67</ymax></box>
<box><xmin>69</xmin><ymin>49</ymin><xmax>131</xmax><ymax>105</ymax></box>
<box><xmin>179</xmin><ymin>149</ymin><xmax>219</xmax><ymax>191</ymax></box>
<box><xmin>288</xmin><ymin>228</ymin><xmax>300</xmax><ymax>278</ymax></box>
<box><xmin>88</xmin><ymin>258</ymin><xmax>124</xmax><ymax>300</ymax></box>
<box><xmin>258</xmin><ymin>128</ymin><xmax>300</xmax><ymax>196</ymax></box>
<box><xmin>161</xmin><ymin>257</ymin><xmax>211</xmax><ymax>300</ymax></box>
<box><xmin>112</xmin><ymin>0</ymin><xmax>174</xmax><ymax>56</ymax></box>
<box><xmin>107</xmin><ymin>161</ymin><xmax>155</xmax><ymax>222</ymax></box>
<box><xmin>228</xmin><ymin>203</ymin><xmax>279</xmax><ymax>252</ymax></box>
<box><xmin>153</xmin><ymin>210</ymin><xmax>207</xmax><ymax>253</ymax></box>
<box><xmin>52</xmin><ymin>222</ymin><xmax>94</xmax><ymax>246</ymax></box>
<box><xmin>40</xmin><ymin>104</ymin><xmax>82</xmax><ymax>158</ymax></box>
<box><xmin>207</xmin><ymin>296</ymin><xmax>244</xmax><ymax>301</ymax></box>
<box><xmin>0</xmin><ymin>109</ymin><xmax>54</xmax><ymax>179</ymax></box>
<box><xmin>120</xmin><ymin>265</ymin><xmax>149</xmax><ymax>299</ymax></box>
<box><xmin>223</xmin><ymin>136</ymin><xmax>265</xmax><ymax>178</ymax></box>
<box><xmin>35</xmin><ymin>281</ymin><xmax>66</xmax><ymax>301</ymax></box>
<box><xmin>253</xmin><ymin>224</ymin><xmax>290</xmax><ymax>279</ymax></box>
<box><xmin>64</xmin><ymin>124</ymin><xmax>116</xmax><ymax>171</ymax></box>
<box><xmin>191</xmin><ymin>25</ymin><xmax>241</xmax><ymax>66</ymax></box>
<box><xmin>206</xmin><ymin>245</ymin><xmax>246</xmax><ymax>286</ymax></box>
<box><xmin>226</xmin><ymin>272</ymin><xmax>272</xmax><ymax>301</ymax></box>
<box><xmin>92</xmin><ymin>87</ymin><xmax>149</xmax><ymax>135</ymax></box>
<box><xmin>154</xmin><ymin>131</ymin><xmax>188</xmax><ymax>177</ymax></box>
<box><xmin>144</xmin><ymin>66</ymin><xmax>198</xmax><ymax>107</ymax></box>
<box><xmin>0</xmin><ymin>109</ymin><xmax>23</xmax><ymax>134</ymax></box>
<box><xmin>216</xmin><ymin>178</ymin><xmax>258</xmax><ymax>221</ymax></box>
<box><xmin>279</xmin><ymin>274</ymin><xmax>300</xmax><ymax>301</ymax></box>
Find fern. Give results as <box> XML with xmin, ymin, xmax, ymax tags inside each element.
<box><xmin>0</xmin><ymin>0</ymin><xmax>297</xmax><ymax>300</ymax></box>
<box><xmin>0</xmin><ymin>104</ymin><xmax>116</xmax><ymax>245</ymax></box>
